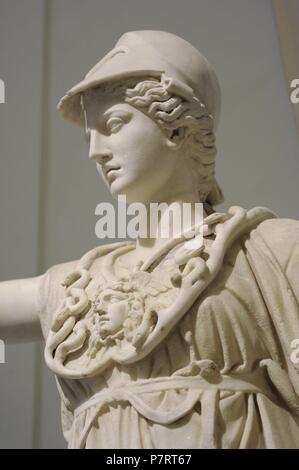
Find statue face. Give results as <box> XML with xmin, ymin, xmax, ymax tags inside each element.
<box><xmin>83</xmin><ymin>92</ymin><xmax>183</xmax><ymax>203</ymax></box>
<box><xmin>95</xmin><ymin>289</ymin><xmax>129</xmax><ymax>338</ymax></box>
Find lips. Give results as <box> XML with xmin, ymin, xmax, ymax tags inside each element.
<box><xmin>103</xmin><ymin>166</ymin><xmax>120</xmax><ymax>183</ymax></box>
<box><xmin>105</xmin><ymin>166</ymin><xmax>120</xmax><ymax>176</ymax></box>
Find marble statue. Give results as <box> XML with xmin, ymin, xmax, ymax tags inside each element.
<box><xmin>1</xmin><ymin>30</ymin><xmax>299</xmax><ymax>449</ymax></box>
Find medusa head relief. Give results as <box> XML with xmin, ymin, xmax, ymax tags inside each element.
<box><xmin>85</xmin><ymin>269</ymin><xmax>177</xmax><ymax>359</ymax></box>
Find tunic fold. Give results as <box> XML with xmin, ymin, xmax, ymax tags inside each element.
<box><xmin>38</xmin><ymin>216</ymin><xmax>299</xmax><ymax>448</ymax></box>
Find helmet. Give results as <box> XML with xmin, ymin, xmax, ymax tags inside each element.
<box><xmin>57</xmin><ymin>30</ymin><xmax>221</xmax><ymax>129</ymax></box>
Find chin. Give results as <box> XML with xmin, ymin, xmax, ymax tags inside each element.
<box><xmin>110</xmin><ymin>181</ymin><xmax>149</xmax><ymax>203</ymax></box>
<box><xmin>108</xmin><ymin>174</ymin><xmax>163</xmax><ymax>203</ymax></box>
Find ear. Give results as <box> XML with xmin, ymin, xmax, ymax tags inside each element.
<box><xmin>166</xmin><ymin>127</ymin><xmax>186</xmax><ymax>148</ymax></box>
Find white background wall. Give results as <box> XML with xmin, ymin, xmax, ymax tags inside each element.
<box><xmin>0</xmin><ymin>0</ymin><xmax>298</xmax><ymax>448</ymax></box>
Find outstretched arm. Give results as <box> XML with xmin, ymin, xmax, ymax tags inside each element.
<box><xmin>0</xmin><ymin>275</ymin><xmax>44</xmax><ymax>343</ymax></box>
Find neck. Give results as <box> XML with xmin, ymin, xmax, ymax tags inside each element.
<box><xmin>136</xmin><ymin>191</ymin><xmax>208</xmax><ymax>252</ymax></box>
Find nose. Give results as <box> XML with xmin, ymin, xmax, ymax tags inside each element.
<box><xmin>88</xmin><ymin>129</ymin><xmax>112</xmax><ymax>164</ymax></box>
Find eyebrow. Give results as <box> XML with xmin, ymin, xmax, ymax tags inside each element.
<box><xmin>102</xmin><ymin>291</ymin><xmax>125</xmax><ymax>298</ymax></box>
<box><xmin>102</xmin><ymin>108</ymin><xmax>132</xmax><ymax>121</ymax></box>
<box><xmin>98</xmin><ymin>108</ymin><xmax>132</xmax><ymax>133</ymax></box>
<box><xmin>82</xmin><ymin>104</ymin><xmax>132</xmax><ymax>137</ymax></box>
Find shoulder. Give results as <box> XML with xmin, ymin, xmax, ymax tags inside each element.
<box><xmin>37</xmin><ymin>241</ymin><xmax>130</xmax><ymax>336</ymax></box>
<box><xmin>41</xmin><ymin>240</ymin><xmax>129</xmax><ymax>295</ymax></box>
<box><xmin>255</xmin><ymin>217</ymin><xmax>299</xmax><ymax>242</ymax></box>
<box><xmin>37</xmin><ymin>259</ymin><xmax>78</xmax><ymax>337</ymax></box>
<box><xmin>43</xmin><ymin>258</ymin><xmax>79</xmax><ymax>298</ymax></box>
<box><xmin>244</xmin><ymin>213</ymin><xmax>299</xmax><ymax>301</ymax></box>
<box><xmin>253</xmin><ymin>217</ymin><xmax>299</xmax><ymax>270</ymax></box>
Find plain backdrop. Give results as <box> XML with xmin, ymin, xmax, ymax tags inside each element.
<box><xmin>0</xmin><ymin>0</ymin><xmax>298</xmax><ymax>448</ymax></box>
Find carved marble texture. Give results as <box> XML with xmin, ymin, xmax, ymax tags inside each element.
<box><xmin>1</xmin><ymin>30</ymin><xmax>299</xmax><ymax>449</ymax></box>
<box><xmin>39</xmin><ymin>208</ymin><xmax>299</xmax><ymax>449</ymax></box>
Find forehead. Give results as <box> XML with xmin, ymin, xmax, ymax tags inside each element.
<box><xmin>81</xmin><ymin>90</ymin><xmax>134</xmax><ymax>126</ymax></box>
<box><xmin>83</xmin><ymin>84</ymin><xmax>139</xmax><ymax>113</ymax></box>
<box><xmin>82</xmin><ymin>87</ymin><xmax>122</xmax><ymax>108</ymax></box>
<box><xmin>99</xmin><ymin>288</ymin><xmax>126</xmax><ymax>298</ymax></box>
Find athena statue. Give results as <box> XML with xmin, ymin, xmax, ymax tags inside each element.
<box><xmin>1</xmin><ymin>30</ymin><xmax>299</xmax><ymax>449</ymax></box>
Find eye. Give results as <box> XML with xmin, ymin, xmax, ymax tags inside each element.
<box><xmin>106</xmin><ymin>117</ymin><xmax>124</xmax><ymax>134</ymax></box>
<box><xmin>102</xmin><ymin>294</ymin><xmax>111</xmax><ymax>302</ymax></box>
<box><xmin>102</xmin><ymin>293</ymin><xmax>122</xmax><ymax>303</ymax></box>
<box><xmin>110</xmin><ymin>295</ymin><xmax>122</xmax><ymax>303</ymax></box>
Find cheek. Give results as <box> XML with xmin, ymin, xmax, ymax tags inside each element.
<box><xmin>133</xmin><ymin>125</ymin><xmax>165</xmax><ymax>153</ymax></box>
<box><xmin>116</xmin><ymin>303</ymin><xmax>129</xmax><ymax>325</ymax></box>
<box><xmin>109</xmin><ymin>303</ymin><xmax>127</xmax><ymax>324</ymax></box>
<box><xmin>113</xmin><ymin>122</ymin><xmax>168</xmax><ymax>169</ymax></box>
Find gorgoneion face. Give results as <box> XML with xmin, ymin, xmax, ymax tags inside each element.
<box><xmin>82</xmin><ymin>91</ymin><xmax>184</xmax><ymax>203</ymax></box>
<box><xmin>95</xmin><ymin>289</ymin><xmax>129</xmax><ymax>339</ymax></box>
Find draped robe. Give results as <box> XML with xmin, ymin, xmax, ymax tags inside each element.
<box><xmin>38</xmin><ymin>214</ymin><xmax>299</xmax><ymax>449</ymax></box>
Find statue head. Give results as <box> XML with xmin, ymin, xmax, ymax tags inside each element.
<box><xmin>93</xmin><ymin>286</ymin><xmax>130</xmax><ymax>340</ymax></box>
<box><xmin>58</xmin><ymin>30</ymin><xmax>223</xmax><ymax>206</ymax></box>
<box><xmin>90</xmin><ymin>271</ymin><xmax>173</xmax><ymax>347</ymax></box>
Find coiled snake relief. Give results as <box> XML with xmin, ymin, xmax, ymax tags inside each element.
<box><xmin>45</xmin><ymin>207</ymin><xmax>275</xmax><ymax>378</ymax></box>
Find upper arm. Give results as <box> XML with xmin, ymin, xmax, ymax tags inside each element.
<box><xmin>0</xmin><ymin>275</ymin><xmax>46</xmax><ymax>343</ymax></box>
<box><xmin>256</xmin><ymin>218</ymin><xmax>299</xmax><ymax>300</ymax></box>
